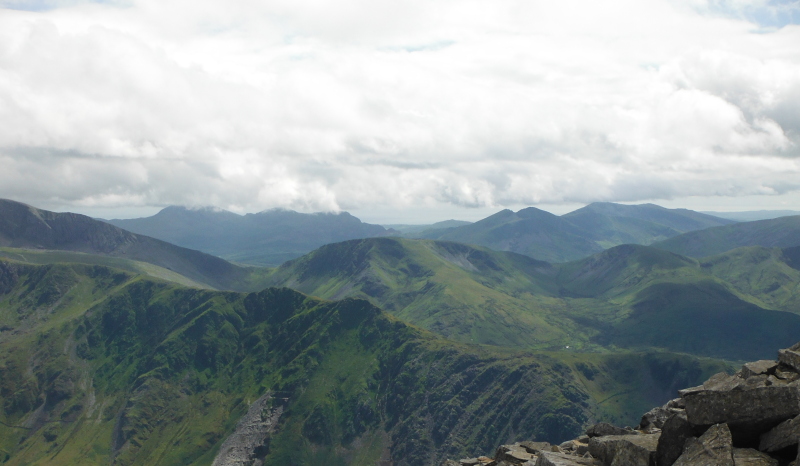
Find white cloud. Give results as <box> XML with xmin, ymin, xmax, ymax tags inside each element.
<box><xmin>0</xmin><ymin>0</ymin><xmax>799</xmax><ymax>220</ymax></box>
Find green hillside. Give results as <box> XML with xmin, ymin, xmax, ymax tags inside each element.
<box><xmin>0</xmin><ymin>199</ymin><xmax>272</xmax><ymax>292</ymax></box>
<box><xmin>0</xmin><ymin>259</ymin><xmax>729</xmax><ymax>465</ymax></box>
<box><xmin>267</xmin><ymin>238</ymin><xmax>800</xmax><ymax>361</ymax></box>
<box><xmin>653</xmin><ymin>215</ymin><xmax>800</xmax><ymax>258</ymax></box>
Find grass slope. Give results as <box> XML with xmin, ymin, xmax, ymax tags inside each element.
<box><xmin>0</xmin><ymin>260</ymin><xmax>729</xmax><ymax>465</ymax></box>
<box><xmin>269</xmin><ymin>238</ymin><xmax>800</xmax><ymax>361</ymax></box>
<box><xmin>653</xmin><ymin>215</ymin><xmax>800</xmax><ymax>258</ymax></box>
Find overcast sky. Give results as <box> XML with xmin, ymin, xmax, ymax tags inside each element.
<box><xmin>1</xmin><ymin>0</ymin><xmax>799</xmax><ymax>223</ymax></box>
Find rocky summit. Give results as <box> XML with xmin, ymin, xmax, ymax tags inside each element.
<box><xmin>445</xmin><ymin>342</ymin><xmax>800</xmax><ymax>466</ymax></box>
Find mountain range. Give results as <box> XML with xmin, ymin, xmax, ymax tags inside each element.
<box><xmin>106</xmin><ymin>206</ymin><xmax>391</xmax><ymax>266</ymax></box>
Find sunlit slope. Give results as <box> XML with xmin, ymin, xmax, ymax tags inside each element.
<box><xmin>266</xmin><ymin>237</ymin><xmax>575</xmax><ymax>347</ymax></box>
<box><xmin>0</xmin><ymin>198</ymin><xmax>272</xmax><ymax>291</ymax></box>
<box><xmin>0</xmin><ymin>260</ymin><xmax>728</xmax><ymax>465</ymax></box>
<box><xmin>269</xmin><ymin>239</ymin><xmax>800</xmax><ymax>360</ymax></box>
<box><xmin>653</xmin><ymin>215</ymin><xmax>800</xmax><ymax>258</ymax></box>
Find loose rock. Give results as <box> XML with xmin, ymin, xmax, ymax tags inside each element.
<box><xmin>673</xmin><ymin>423</ymin><xmax>734</xmax><ymax>466</ymax></box>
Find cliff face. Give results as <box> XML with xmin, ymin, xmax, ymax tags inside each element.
<box><xmin>450</xmin><ymin>342</ymin><xmax>800</xmax><ymax>466</ymax></box>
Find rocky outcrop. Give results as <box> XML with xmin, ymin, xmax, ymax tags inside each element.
<box><xmin>444</xmin><ymin>342</ymin><xmax>800</xmax><ymax>466</ymax></box>
<box><xmin>211</xmin><ymin>393</ymin><xmax>283</xmax><ymax>466</ymax></box>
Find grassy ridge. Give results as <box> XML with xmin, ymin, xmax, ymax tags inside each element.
<box><xmin>0</xmin><ymin>260</ymin><xmax>729</xmax><ymax>465</ymax></box>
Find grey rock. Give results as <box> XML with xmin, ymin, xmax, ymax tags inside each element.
<box><xmin>640</xmin><ymin>407</ymin><xmax>674</xmax><ymax>432</ymax></box>
<box><xmin>534</xmin><ymin>451</ymin><xmax>602</xmax><ymax>466</ymax></box>
<box><xmin>442</xmin><ymin>461</ymin><xmax>461</xmax><ymax>466</ymax></box>
<box><xmin>673</xmin><ymin>423</ymin><xmax>734</xmax><ymax>466</ymax></box>
<box><xmin>212</xmin><ymin>393</ymin><xmax>282</xmax><ymax>466</ymax></box>
<box><xmin>459</xmin><ymin>458</ymin><xmax>482</xmax><ymax>466</ymax></box>
<box><xmin>759</xmin><ymin>413</ymin><xmax>800</xmax><ymax>452</ymax></box>
<box><xmin>779</xmin><ymin>342</ymin><xmax>800</xmax><ymax>373</ymax></box>
<box><xmin>586</xmin><ymin>422</ymin><xmax>630</xmax><ymax>438</ymax></box>
<box><xmin>742</xmin><ymin>361</ymin><xmax>778</xmax><ymax>379</ymax></box>
<box><xmin>682</xmin><ymin>380</ymin><xmax>800</xmax><ymax>434</ymax></box>
<box><xmin>775</xmin><ymin>365</ymin><xmax>800</xmax><ymax>382</ymax></box>
<box><xmin>732</xmin><ymin>448</ymin><xmax>778</xmax><ymax>466</ymax></box>
<box><xmin>560</xmin><ymin>440</ymin><xmax>575</xmax><ymax>451</ymax></box>
<box><xmin>656</xmin><ymin>411</ymin><xmax>695</xmax><ymax>466</ymax></box>
<box><xmin>496</xmin><ymin>445</ymin><xmax>535</xmax><ymax>464</ymax></box>
<box><xmin>573</xmin><ymin>441</ymin><xmax>589</xmax><ymax>456</ymax></box>
<box><xmin>520</xmin><ymin>442</ymin><xmax>552</xmax><ymax>454</ymax></box>
<box><xmin>588</xmin><ymin>433</ymin><xmax>659</xmax><ymax>466</ymax></box>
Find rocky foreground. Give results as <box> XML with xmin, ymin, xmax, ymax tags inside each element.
<box><xmin>445</xmin><ymin>342</ymin><xmax>800</xmax><ymax>466</ymax></box>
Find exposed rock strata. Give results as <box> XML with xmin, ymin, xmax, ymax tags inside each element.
<box><xmin>445</xmin><ymin>342</ymin><xmax>800</xmax><ymax>466</ymax></box>
<box><xmin>212</xmin><ymin>393</ymin><xmax>282</xmax><ymax>466</ymax></box>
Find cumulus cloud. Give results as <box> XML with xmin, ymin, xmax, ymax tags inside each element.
<box><xmin>0</xmin><ymin>0</ymin><xmax>799</xmax><ymax>219</ymax></box>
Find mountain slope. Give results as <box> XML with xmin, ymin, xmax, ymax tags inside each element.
<box><xmin>0</xmin><ymin>259</ymin><xmax>729</xmax><ymax>465</ymax></box>
<box><xmin>429</xmin><ymin>203</ymin><xmax>732</xmax><ymax>263</ymax></box>
<box><xmin>107</xmin><ymin>206</ymin><xmax>391</xmax><ymax>266</ymax></box>
<box><xmin>265</xmin><ymin>237</ymin><xmax>567</xmax><ymax>348</ymax></box>
<box><xmin>0</xmin><ymin>199</ymin><xmax>270</xmax><ymax>291</ymax></box>
<box><xmin>653</xmin><ymin>215</ymin><xmax>800</xmax><ymax>258</ymax></box>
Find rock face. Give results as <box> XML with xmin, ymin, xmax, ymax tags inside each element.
<box><xmin>212</xmin><ymin>393</ymin><xmax>283</xmax><ymax>466</ymax></box>
<box><xmin>444</xmin><ymin>342</ymin><xmax>800</xmax><ymax>466</ymax></box>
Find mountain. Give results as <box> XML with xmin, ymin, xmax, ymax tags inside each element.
<box><xmin>701</xmin><ymin>209</ymin><xmax>800</xmax><ymax>221</ymax></box>
<box><xmin>434</xmin><ymin>207</ymin><xmax>603</xmax><ymax>263</ymax></box>
<box><xmin>267</xmin><ymin>237</ymin><xmax>800</xmax><ymax>361</ymax></box>
<box><xmin>0</xmin><ymin>199</ymin><xmax>270</xmax><ymax>291</ymax></box>
<box><xmin>107</xmin><ymin>206</ymin><xmax>391</xmax><ymax>266</ymax></box>
<box><xmin>653</xmin><ymin>215</ymin><xmax>800</xmax><ymax>258</ymax></box>
<box><xmin>0</xmin><ymin>259</ymin><xmax>728</xmax><ymax>465</ymax></box>
<box><xmin>385</xmin><ymin>220</ymin><xmax>473</xmax><ymax>239</ymax></box>
<box><xmin>428</xmin><ymin>203</ymin><xmax>733</xmax><ymax>263</ymax></box>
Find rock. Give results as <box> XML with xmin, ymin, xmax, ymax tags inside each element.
<box><xmin>665</xmin><ymin>398</ymin><xmax>685</xmax><ymax>410</ymax></box>
<box><xmin>656</xmin><ymin>411</ymin><xmax>694</xmax><ymax>466</ymax></box>
<box><xmin>779</xmin><ymin>343</ymin><xmax>800</xmax><ymax>373</ymax></box>
<box><xmin>759</xmin><ymin>414</ymin><xmax>800</xmax><ymax>452</ymax></box>
<box><xmin>586</xmin><ymin>422</ymin><xmax>630</xmax><ymax>438</ymax></box>
<box><xmin>459</xmin><ymin>459</ymin><xmax>481</xmax><ymax>466</ymax></box>
<box><xmin>442</xmin><ymin>461</ymin><xmax>461</xmax><ymax>466</ymax></box>
<box><xmin>741</xmin><ymin>361</ymin><xmax>778</xmax><ymax>379</ymax></box>
<box><xmin>534</xmin><ymin>451</ymin><xmax>602</xmax><ymax>466</ymax></box>
<box><xmin>573</xmin><ymin>441</ymin><xmax>589</xmax><ymax>456</ymax></box>
<box><xmin>640</xmin><ymin>407</ymin><xmax>673</xmax><ymax>432</ymax></box>
<box><xmin>681</xmin><ymin>374</ymin><xmax>800</xmax><ymax>442</ymax></box>
<box><xmin>212</xmin><ymin>393</ymin><xmax>282</xmax><ymax>466</ymax></box>
<box><xmin>775</xmin><ymin>365</ymin><xmax>800</xmax><ymax>382</ymax></box>
<box><xmin>673</xmin><ymin>424</ymin><xmax>734</xmax><ymax>466</ymax></box>
<box><xmin>732</xmin><ymin>448</ymin><xmax>778</xmax><ymax>466</ymax></box>
<box><xmin>478</xmin><ymin>457</ymin><xmax>497</xmax><ymax>466</ymax></box>
<box><xmin>588</xmin><ymin>433</ymin><xmax>659</xmax><ymax>466</ymax></box>
<box><xmin>520</xmin><ymin>442</ymin><xmax>552</xmax><ymax>454</ymax></box>
<box><xmin>550</xmin><ymin>446</ymin><xmax>562</xmax><ymax>453</ymax></box>
<box><xmin>560</xmin><ymin>440</ymin><xmax>575</xmax><ymax>451</ymax></box>
<box><xmin>496</xmin><ymin>444</ymin><xmax>536</xmax><ymax>464</ymax></box>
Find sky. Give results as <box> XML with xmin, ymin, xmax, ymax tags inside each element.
<box><xmin>0</xmin><ymin>0</ymin><xmax>799</xmax><ymax>224</ymax></box>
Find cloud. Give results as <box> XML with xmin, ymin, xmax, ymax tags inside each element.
<box><xmin>0</xmin><ymin>0</ymin><xmax>799</xmax><ymax>218</ymax></box>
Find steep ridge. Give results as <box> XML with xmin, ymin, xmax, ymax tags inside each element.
<box><xmin>653</xmin><ymin>215</ymin><xmax>800</xmax><ymax>258</ymax></box>
<box><xmin>0</xmin><ymin>199</ymin><xmax>270</xmax><ymax>291</ymax></box>
<box><xmin>0</xmin><ymin>259</ymin><xmax>728</xmax><ymax>465</ymax></box>
<box><xmin>430</xmin><ymin>203</ymin><xmax>732</xmax><ymax>263</ymax></box>
<box><xmin>107</xmin><ymin>206</ymin><xmax>391</xmax><ymax>266</ymax></box>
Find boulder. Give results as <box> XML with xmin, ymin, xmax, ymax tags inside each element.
<box><xmin>534</xmin><ymin>452</ymin><xmax>602</xmax><ymax>466</ymax></box>
<box><xmin>520</xmin><ymin>442</ymin><xmax>552</xmax><ymax>454</ymax></box>
<box><xmin>640</xmin><ymin>406</ymin><xmax>673</xmax><ymax>432</ymax></box>
<box><xmin>588</xmin><ymin>433</ymin><xmax>659</xmax><ymax>466</ymax></box>
<box><xmin>496</xmin><ymin>444</ymin><xmax>536</xmax><ymax>464</ymax></box>
<box><xmin>673</xmin><ymin>424</ymin><xmax>734</xmax><ymax>466</ymax></box>
<box><xmin>656</xmin><ymin>411</ymin><xmax>694</xmax><ymax>466</ymax></box>
<box><xmin>586</xmin><ymin>422</ymin><xmax>631</xmax><ymax>438</ymax></box>
<box><xmin>732</xmin><ymin>448</ymin><xmax>778</xmax><ymax>466</ymax></box>
<box><xmin>741</xmin><ymin>360</ymin><xmax>778</xmax><ymax>379</ymax></box>
<box><xmin>759</xmin><ymin>414</ymin><xmax>800</xmax><ymax>452</ymax></box>
<box><xmin>778</xmin><ymin>343</ymin><xmax>800</xmax><ymax>373</ymax></box>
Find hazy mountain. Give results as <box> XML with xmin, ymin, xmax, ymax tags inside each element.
<box><xmin>107</xmin><ymin>206</ymin><xmax>391</xmax><ymax>266</ymax></box>
<box><xmin>428</xmin><ymin>202</ymin><xmax>733</xmax><ymax>263</ymax></box>
<box><xmin>0</xmin><ymin>198</ymin><xmax>270</xmax><ymax>291</ymax></box>
<box><xmin>701</xmin><ymin>210</ymin><xmax>800</xmax><ymax>221</ymax></box>
<box><xmin>653</xmin><ymin>215</ymin><xmax>800</xmax><ymax>258</ymax></box>
<box><xmin>267</xmin><ymin>237</ymin><xmax>800</xmax><ymax>361</ymax></box>
<box><xmin>0</xmin><ymin>259</ymin><xmax>727</xmax><ymax>465</ymax></box>
<box><xmin>385</xmin><ymin>220</ymin><xmax>473</xmax><ymax>239</ymax></box>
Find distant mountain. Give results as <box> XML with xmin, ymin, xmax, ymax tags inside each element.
<box><xmin>0</xmin><ymin>199</ymin><xmax>269</xmax><ymax>291</ymax></box>
<box><xmin>385</xmin><ymin>220</ymin><xmax>473</xmax><ymax>239</ymax></box>
<box><xmin>0</xmin><ymin>259</ymin><xmax>727</xmax><ymax>464</ymax></box>
<box><xmin>653</xmin><ymin>215</ymin><xmax>800</xmax><ymax>258</ymax></box>
<box><xmin>427</xmin><ymin>203</ymin><xmax>733</xmax><ymax>263</ymax></box>
<box><xmin>267</xmin><ymin>237</ymin><xmax>800</xmax><ymax>360</ymax></box>
<box><xmin>106</xmin><ymin>206</ymin><xmax>391</xmax><ymax>266</ymax></box>
<box><xmin>701</xmin><ymin>210</ymin><xmax>800</xmax><ymax>221</ymax></box>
